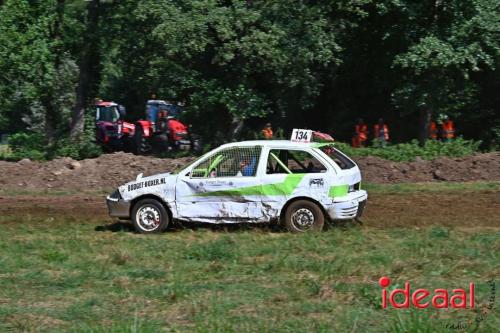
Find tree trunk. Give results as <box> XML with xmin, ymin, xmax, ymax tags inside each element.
<box><xmin>70</xmin><ymin>0</ymin><xmax>100</xmax><ymax>140</ymax></box>
<box><xmin>43</xmin><ymin>0</ymin><xmax>65</xmax><ymax>144</ymax></box>
<box><xmin>230</xmin><ymin>116</ymin><xmax>245</xmax><ymax>141</ymax></box>
<box><xmin>418</xmin><ymin>108</ymin><xmax>431</xmax><ymax>146</ymax></box>
<box><xmin>43</xmin><ymin>97</ymin><xmax>57</xmax><ymax>144</ymax></box>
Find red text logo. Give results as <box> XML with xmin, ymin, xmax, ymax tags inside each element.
<box><xmin>379</xmin><ymin>276</ymin><xmax>475</xmax><ymax>309</ymax></box>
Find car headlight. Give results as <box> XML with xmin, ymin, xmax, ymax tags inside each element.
<box><xmin>348</xmin><ymin>185</ymin><xmax>355</xmax><ymax>193</ymax></box>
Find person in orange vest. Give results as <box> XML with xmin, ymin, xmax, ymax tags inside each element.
<box><xmin>352</xmin><ymin>118</ymin><xmax>368</xmax><ymax>148</ymax></box>
<box><xmin>441</xmin><ymin>115</ymin><xmax>455</xmax><ymax>141</ymax></box>
<box><xmin>429</xmin><ymin>120</ymin><xmax>438</xmax><ymax>140</ymax></box>
<box><xmin>261</xmin><ymin>123</ymin><xmax>273</xmax><ymax>139</ymax></box>
<box><xmin>373</xmin><ymin>118</ymin><xmax>389</xmax><ymax>147</ymax></box>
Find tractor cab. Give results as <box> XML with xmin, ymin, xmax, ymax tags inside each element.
<box><xmin>145</xmin><ymin>100</ymin><xmax>183</xmax><ymax>123</ymax></box>
<box><xmin>95</xmin><ymin>100</ymin><xmax>135</xmax><ymax>150</ymax></box>
<box><xmin>133</xmin><ymin>99</ymin><xmax>201</xmax><ymax>154</ymax></box>
<box><xmin>95</xmin><ymin>101</ymin><xmax>126</xmax><ymax>123</ymax></box>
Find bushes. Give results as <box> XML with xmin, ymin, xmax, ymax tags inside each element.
<box><xmin>7</xmin><ymin>132</ymin><xmax>47</xmax><ymax>160</ymax></box>
<box><xmin>6</xmin><ymin>132</ymin><xmax>102</xmax><ymax>161</ymax></box>
<box><xmin>3</xmin><ymin>130</ymin><xmax>482</xmax><ymax>162</ymax></box>
<box><xmin>333</xmin><ymin>138</ymin><xmax>481</xmax><ymax>162</ymax></box>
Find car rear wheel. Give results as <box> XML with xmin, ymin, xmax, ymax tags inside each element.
<box><xmin>131</xmin><ymin>199</ymin><xmax>169</xmax><ymax>234</ymax></box>
<box><xmin>284</xmin><ymin>200</ymin><xmax>324</xmax><ymax>233</ymax></box>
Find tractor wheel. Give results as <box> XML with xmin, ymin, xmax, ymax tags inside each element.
<box><xmin>191</xmin><ymin>135</ymin><xmax>203</xmax><ymax>154</ymax></box>
<box><xmin>131</xmin><ymin>198</ymin><xmax>169</xmax><ymax>234</ymax></box>
<box><xmin>283</xmin><ymin>200</ymin><xmax>324</xmax><ymax>233</ymax></box>
<box><xmin>123</xmin><ymin>136</ymin><xmax>134</xmax><ymax>153</ymax></box>
<box><xmin>133</xmin><ymin>126</ymin><xmax>148</xmax><ymax>155</ymax></box>
<box><xmin>152</xmin><ymin>134</ymin><xmax>172</xmax><ymax>153</ymax></box>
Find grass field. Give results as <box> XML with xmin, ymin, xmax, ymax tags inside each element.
<box><xmin>0</xmin><ymin>183</ymin><xmax>498</xmax><ymax>332</ymax></box>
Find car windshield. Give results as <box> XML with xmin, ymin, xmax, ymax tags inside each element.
<box><xmin>319</xmin><ymin>145</ymin><xmax>356</xmax><ymax>170</ymax></box>
<box><xmin>172</xmin><ymin>156</ymin><xmax>200</xmax><ymax>175</ymax></box>
<box><xmin>96</xmin><ymin>106</ymin><xmax>120</xmax><ymax>122</ymax></box>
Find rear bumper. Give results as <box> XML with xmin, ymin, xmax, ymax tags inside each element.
<box><xmin>106</xmin><ymin>196</ymin><xmax>131</xmax><ymax>218</ymax></box>
<box><xmin>326</xmin><ymin>190</ymin><xmax>368</xmax><ymax>220</ymax></box>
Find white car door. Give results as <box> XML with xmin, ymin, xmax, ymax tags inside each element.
<box><xmin>175</xmin><ymin>146</ymin><xmax>264</xmax><ymax>223</ymax></box>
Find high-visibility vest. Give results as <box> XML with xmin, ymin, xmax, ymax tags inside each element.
<box><xmin>429</xmin><ymin>121</ymin><xmax>438</xmax><ymax>139</ymax></box>
<box><xmin>442</xmin><ymin>120</ymin><xmax>455</xmax><ymax>139</ymax></box>
<box><xmin>374</xmin><ymin>124</ymin><xmax>389</xmax><ymax>141</ymax></box>
<box><xmin>262</xmin><ymin>128</ymin><xmax>273</xmax><ymax>139</ymax></box>
<box><xmin>355</xmin><ymin>124</ymin><xmax>368</xmax><ymax>141</ymax></box>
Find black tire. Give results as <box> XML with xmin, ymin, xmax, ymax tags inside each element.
<box><xmin>133</xmin><ymin>126</ymin><xmax>148</xmax><ymax>155</ymax></box>
<box><xmin>283</xmin><ymin>200</ymin><xmax>324</xmax><ymax>233</ymax></box>
<box><xmin>155</xmin><ymin>134</ymin><xmax>171</xmax><ymax>152</ymax></box>
<box><xmin>131</xmin><ymin>199</ymin><xmax>169</xmax><ymax>234</ymax></box>
<box><xmin>123</xmin><ymin>136</ymin><xmax>134</xmax><ymax>153</ymax></box>
<box><xmin>191</xmin><ymin>135</ymin><xmax>203</xmax><ymax>154</ymax></box>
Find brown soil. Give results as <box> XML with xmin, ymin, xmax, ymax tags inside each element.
<box><xmin>364</xmin><ymin>191</ymin><xmax>500</xmax><ymax>228</ymax></box>
<box><xmin>0</xmin><ymin>152</ymin><xmax>196</xmax><ymax>192</ymax></box>
<box><xmin>1</xmin><ymin>191</ymin><xmax>498</xmax><ymax>228</ymax></box>
<box><xmin>354</xmin><ymin>152</ymin><xmax>500</xmax><ymax>183</ymax></box>
<box><xmin>0</xmin><ymin>152</ymin><xmax>499</xmax><ymax>192</ymax></box>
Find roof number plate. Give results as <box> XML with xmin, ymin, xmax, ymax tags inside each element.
<box><xmin>291</xmin><ymin>129</ymin><xmax>313</xmax><ymax>143</ymax></box>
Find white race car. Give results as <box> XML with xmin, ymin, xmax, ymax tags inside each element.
<box><xmin>107</xmin><ymin>130</ymin><xmax>367</xmax><ymax>233</ymax></box>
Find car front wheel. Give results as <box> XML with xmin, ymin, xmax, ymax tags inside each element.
<box><xmin>131</xmin><ymin>199</ymin><xmax>169</xmax><ymax>234</ymax></box>
<box><xmin>284</xmin><ymin>200</ymin><xmax>324</xmax><ymax>233</ymax></box>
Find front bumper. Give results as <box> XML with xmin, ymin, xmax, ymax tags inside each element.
<box><xmin>326</xmin><ymin>190</ymin><xmax>368</xmax><ymax>220</ymax></box>
<box><xmin>106</xmin><ymin>196</ymin><xmax>131</xmax><ymax>218</ymax></box>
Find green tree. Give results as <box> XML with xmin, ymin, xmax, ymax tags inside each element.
<box><xmin>392</xmin><ymin>0</ymin><xmax>500</xmax><ymax>144</ymax></box>
<box><xmin>69</xmin><ymin>0</ymin><xmax>102</xmax><ymax>139</ymax></box>
<box><xmin>103</xmin><ymin>0</ymin><xmax>360</xmax><ymax>140</ymax></box>
<box><xmin>0</xmin><ymin>0</ymin><xmax>78</xmax><ymax>143</ymax></box>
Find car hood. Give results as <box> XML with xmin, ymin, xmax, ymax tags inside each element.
<box><xmin>118</xmin><ymin>172</ymin><xmax>176</xmax><ymax>201</ymax></box>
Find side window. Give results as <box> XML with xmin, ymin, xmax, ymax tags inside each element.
<box><xmin>190</xmin><ymin>146</ymin><xmax>261</xmax><ymax>178</ymax></box>
<box><xmin>320</xmin><ymin>147</ymin><xmax>355</xmax><ymax>170</ymax></box>
<box><xmin>267</xmin><ymin>149</ymin><xmax>327</xmax><ymax>174</ymax></box>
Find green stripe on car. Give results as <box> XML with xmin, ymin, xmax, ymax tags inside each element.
<box><xmin>329</xmin><ymin>184</ymin><xmax>349</xmax><ymax>198</ymax></box>
<box><xmin>194</xmin><ymin>174</ymin><xmax>306</xmax><ymax>197</ymax></box>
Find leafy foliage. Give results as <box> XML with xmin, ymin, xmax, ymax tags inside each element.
<box><xmin>7</xmin><ymin>115</ymin><xmax>101</xmax><ymax>161</ymax></box>
<box><xmin>334</xmin><ymin>137</ymin><xmax>481</xmax><ymax>161</ymax></box>
<box><xmin>0</xmin><ymin>0</ymin><xmax>498</xmax><ymax>159</ymax></box>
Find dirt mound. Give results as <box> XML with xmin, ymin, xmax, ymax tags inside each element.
<box><xmin>0</xmin><ymin>152</ymin><xmax>499</xmax><ymax>192</ymax></box>
<box><xmin>354</xmin><ymin>152</ymin><xmax>500</xmax><ymax>183</ymax></box>
<box><xmin>0</xmin><ymin>152</ymin><xmax>196</xmax><ymax>192</ymax></box>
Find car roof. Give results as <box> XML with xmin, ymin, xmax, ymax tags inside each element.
<box><xmin>218</xmin><ymin>140</ymin><xmax>323</xmax><ymax>149</ymax></box>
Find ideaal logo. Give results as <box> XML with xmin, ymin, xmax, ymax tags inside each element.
<box><xmin>379</xmin><ymin>276</ymin><xmax>475</xmax><ymax>309</ymax></box>
<box><xmin>378</xmin><ymin>277</ymin><xmax>496</xmax><ymax>331</ymax></box>
<box><xmin>128</xmin><ymin>178</ymin><xmax>166</xmax><ymax>191</ymax></box>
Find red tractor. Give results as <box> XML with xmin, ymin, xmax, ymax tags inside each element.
<box><xmin>133</xmin><ymin>99</ymin><xmax>202</xmax><ymax>154</ymax></box>
<box><xmin>95</xmin><ymin>100</ymin><xmax>136</xmax><ymax>151</ymax></box>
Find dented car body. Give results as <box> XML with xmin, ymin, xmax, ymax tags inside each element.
<box><xmin>106</xmin><ymin>140</ymin><xmax>368</xmax><ymax>233</ymax></box>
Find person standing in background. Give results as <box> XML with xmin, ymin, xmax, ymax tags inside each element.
<box><xmin>429</xmin><ymin>120</ymin><xmax>438</xmax><ymax>140</ymax></box>
<box><xmin>373</xmin><ymin>118</ymin><xmax>389</xmax><ymax>147</ymax></box>
<box><xmin>441</xmin><ymin>115</ymin><xmax>455</xmax><ymax>141</ymax></box>
<box><xmin>262</xmin><ymin>123</ymin><xmax>273</xmax><ymax>139</ymax></box>
<box><xmin>352</xmin><ymin>118</ymin><xmax>368</xmax><ymax>148</ymax></box>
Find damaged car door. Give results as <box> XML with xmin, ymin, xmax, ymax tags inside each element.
<box><xmin>175</xmin><ymin>146</ymin><xmax>265</xmax><ymax>223</ymax></box>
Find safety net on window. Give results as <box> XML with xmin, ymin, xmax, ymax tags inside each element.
<box><xmin>191</xmin><ymin>146</ymin><xmax>262</xmax><ymax>178</ymax></box>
